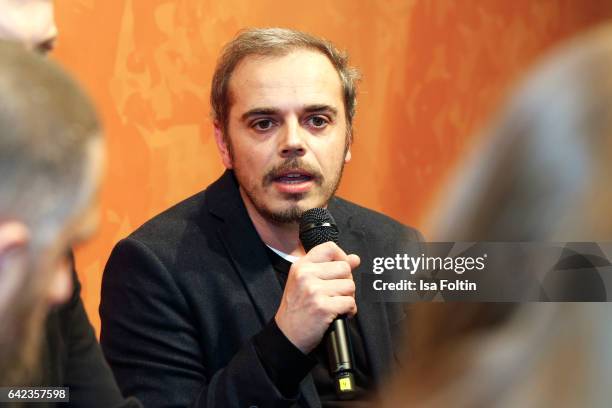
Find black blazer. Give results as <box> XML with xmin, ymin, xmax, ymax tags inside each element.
<box><xmin>35</xmin><ymin>257</ymin><xmax>140</xmax><ymax>408</ymax></box>
<box><xmin>100</xmin><ymin>170</ymin><xmax>421</xmax><ymax>408</ymax></box>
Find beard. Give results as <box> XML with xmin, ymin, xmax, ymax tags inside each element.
<box><xmin>235</xmin><ymin>156</ymin><xmax>346</xmax><ymax>225</ymax></box>
<box><xmin>256</xmin><ymin>203</ymin><xmax>304</xmax><ymax>224</ymax></box>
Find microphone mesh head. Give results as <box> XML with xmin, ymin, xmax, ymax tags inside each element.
<box><xmin>299</xmin><ymin>208</ymin><xmax>339</xmax><ymax>252</ymax></box>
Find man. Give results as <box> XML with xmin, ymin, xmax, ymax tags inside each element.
<box><xmin>101</xmin><ymin>28</ymin><xmax>421</xmax><ymax>407</ymax></box>
<box><xmin>0</xmin><ymin>2</ymin><xmax>139</xmax><ymax>407</ymax></box>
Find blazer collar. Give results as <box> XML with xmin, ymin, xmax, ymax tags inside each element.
<box><xmin>205</xmin><ymin>170</ymin><xmax>282</xmax><ymax>325</ymax></box>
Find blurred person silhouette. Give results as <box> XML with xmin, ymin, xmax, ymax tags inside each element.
<box><xmin>0</xmin><ymin>2</ymin><xmax>140</xmax><ymax>407</ymax></box>
<box><xmin>382</xmin><ymin>23</ymin><xmax>612</xmax><ymax>408</ymax></box>
<box><xmin>0</xmin><ymin>39</ymin><xmax>100</xmax><ymax>389</ymax></box>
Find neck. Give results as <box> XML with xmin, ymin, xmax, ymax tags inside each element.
<box><xmin>239</xmin><ymin>187</ymin><xmax>306</xmax><ymax>257</ymax></box>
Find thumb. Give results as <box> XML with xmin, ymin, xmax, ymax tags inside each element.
<box><xmin>347</xmin><ymin>254</ymin><xmax>360</xmax><ymax>270</ymax></box>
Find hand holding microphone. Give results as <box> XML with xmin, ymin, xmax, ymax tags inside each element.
<box><xmin>274</xmin><ymin>208</ymin><xmax>359</xmax><ymax>398</ymax></box>
<box><xmin>274</xmin><ymin>241</ymin><xmax>359</xmax><ymax>353</ymax></box>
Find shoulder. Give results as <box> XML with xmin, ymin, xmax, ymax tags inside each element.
<box><xmin>129</xmin><ymin>189</ymin><xmax>209</xmax><ymax>243</ymax></box>
<box><xmin>125</xmin><ymin>171</ymin><xmax>239</xmax><ymax>253</ymax></box>
<box><xmin>330</xmin><ymin>196</ymin><xmax>423</xmax><ymax>243</ymax></box>
<box><xmin>106</xmin><ymin>188</ymin><xmax>219</xmax><ymax>274</ymax></box>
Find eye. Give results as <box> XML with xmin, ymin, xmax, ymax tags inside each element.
<box><xmin>306</xmin><ymin>115</ymin><xmax>330</xmax><ymax>129</ymax></box>
<box><xmin>252</xmin><ymin>119</ymin><xmax>276</xmax><ymax>132</ymax></box>
<box><xmin>36</xmin><ymin>38</ymin><xmax>56</xmax><ymax>55</ymax></box>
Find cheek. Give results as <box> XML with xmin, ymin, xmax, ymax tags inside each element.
<box><xmin>315</xmin><ymin>142</ymin><xmax>347</xmax><ymax>171</ymax></box>
<box><xmin>234</xmin><ymin>143</ymin><xmax>273</xmax><ymax>173</ymax></box>
<box><xmin>310</xmin><ymin>127</ymin><xmax>347</xmax><ymax>156</ymax></box>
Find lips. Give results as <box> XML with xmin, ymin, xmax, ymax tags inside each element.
<box><xmin>270</xmin><ymin>169</ymin><xmax>316</xmax><ymax>194</ymax></box>
<box><xmin>274</xmin><ymin>171</ymin><xmax>313</xmax><ymax>184</ymax></box>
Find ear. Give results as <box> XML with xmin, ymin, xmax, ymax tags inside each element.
<box><xmin>0</xmin><ymin>221</ymin><xmax>30</xmax><ymax>259</ymax></box>
<box><xmin>344</xmin><ymin>147</ymin><xmax>352</xmax><ymax>163</ymax></box>
<box><xmin>0</xmin><ymin>222</ymin><xmax>30</xmax><ymax>305</ymax></box>
<box><xmin>214</xmin><ymin>121</ymin><xmax>233</xmax><ymax>169</ymax></box>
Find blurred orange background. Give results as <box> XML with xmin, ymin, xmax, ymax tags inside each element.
<box><xmin>53</xmin><ymin>1</ymin><xmax>612</xmax><ymax>335</ymax></box>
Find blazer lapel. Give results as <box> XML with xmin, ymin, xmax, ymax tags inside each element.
<box><xmin>298</xmin><ymin>376</ymin><xmax>321</xmax><ymax>408</ymax></box>
<box><xmin>207</xmin><ymin>171</ymin><xmax>282</xmax><ymax>325</ymax></box>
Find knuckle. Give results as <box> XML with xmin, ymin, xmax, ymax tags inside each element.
<box><xmin>322</xmin><ymin>241</ymin><xmax>339</xmax><ymax>257</ymax></box>
<box><xmin>347</xmin><ymin>280</ymin><xmax>356</xmax><ymax>293</ymax></box>
<box><xmin>346</xmin><ymin>297</ymin><xmax>357</xmax><ymax>310</ymax></box>
<box><xmin>288</xmin><ymin>264</ymin><xmax>300</xmax><ymax>277</ymax></box>
<box><xmin>341</xmin><ymin>261</ymin><xmax>351</xmax><ymax>276</ymax></box>
<box><xmin>323</xmin><ymin>241</ymin><xmax>337</xmax><ymax>250</ymax></box>
<box><xmin>312</xmin><ymin>295</ymin><xmax>325</xmax><ymax>311</ymax></box>
<box><xmin>294</xmin><ymin>268</ymin><xmax>309</xmax><ymax>284</ymax></box>
<box><xmin>304</xmin><ymin>282</ymin><xmax>318</xmax><ymax>297</ymax></box>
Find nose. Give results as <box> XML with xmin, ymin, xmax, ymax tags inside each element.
<box><xmin>278</xmin><ymin>118</ymin><xmax>306</xmax><ymax>158</ymax></box>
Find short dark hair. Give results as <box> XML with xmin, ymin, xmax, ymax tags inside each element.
<box><xmin>210</xmin><ymin>28</ymin><xmax>360</xmax><ymax>140</ymax></box>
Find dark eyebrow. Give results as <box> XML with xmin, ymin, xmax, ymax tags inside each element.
<box><xmin>241</xmin><ymin>108</ymin><xmax>279</xmax><ymax>122</ymax></box>
<box><xmin>240</xmin><ymin>105</ymin><xmax>339</xmax><ymax>122</ymax></box>
<box><xmin>303</xmin><ymin>105</ymin><xmax>338</xmax><ymax>116</ymax></box>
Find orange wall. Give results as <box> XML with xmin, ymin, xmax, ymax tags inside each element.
<box><xmin>53</xmin><ymin>1</ymin><xmax>612</xmax><ymax>335</ymax></box>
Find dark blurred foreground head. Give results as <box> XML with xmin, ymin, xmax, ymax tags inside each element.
<box><xmin>385</xmin><ymin>24</ymin><xmax>612</xmax><ymax>407</ymax></box>
<box><xmin>432</xmin><ymin>24</ymin><xmax>612</xmax><ymax>243</ymax></box>
<box><xmin>0</xmin><ymin>40</ymin><xmax>102</xmax><ymax>385</ymax></box>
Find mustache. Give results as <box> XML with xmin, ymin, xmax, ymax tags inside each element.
<box><xmin>263</xmin><ymin>158</ymin><xmax>323</xmax><ymax>186</ymax></box>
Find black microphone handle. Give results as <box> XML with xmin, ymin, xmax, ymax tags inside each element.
<box><xmin>299</xmin><ymin>208</ymin><xmax>356</xmax><ymax>399</ymax></box>
<box><xmin>326</xmin><ymin>316</ymin><xmax>356</xmax><ymax>398</ymax></box>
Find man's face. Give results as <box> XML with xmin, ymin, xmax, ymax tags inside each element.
<box><xmin>216</xmin><ymin>49</ymin><xmax>352</xmax><ymax>224</ymax></box>
<box><xmin>0</xmin><ymin>0</ymin><xmax>56</xmax><ymax>54</ymax></box>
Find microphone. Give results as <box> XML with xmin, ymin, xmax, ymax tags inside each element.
<box><xmin>299</xmin><ymin>208</ymin><xmax>355</xmax><ymax>399</ymax></box>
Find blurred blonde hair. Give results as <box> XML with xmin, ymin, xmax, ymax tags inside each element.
<box><xmin>384</xmin><ymin>24</ymin><xmax>612</xmax><ymax>408</ymax></box>
<box><xmin>431</xmin><ymin>25</ymin><xmax>612</xmax><ymax>243</ymax></box>
<box><xmin>0</xmin><ymin>40</ymin><xmax>100</xmax><ymax>385</ymax></box>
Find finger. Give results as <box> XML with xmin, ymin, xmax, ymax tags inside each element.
<box><xmin>328</xmin><ymin>296</ymin><xmax>358</xmax><ymax>318</ymax></box>
<box><xmin>304</xmin><ymin>241</ymin><xmax>349</xmax><ymax>263</ymax></box>
<box><xmin>319</xmin><ymin>278</ymin><xmax>356</xmax><ymax>297</ymax></box>
<box><xmin>347</xmin><ymin>254</ymin><xmax>360</xmax><ymax>269</ymax></box>
<box><xmin>312</xmin><ymin>261</ymin><xmax>352</xmax><ymax>280</ymax></box>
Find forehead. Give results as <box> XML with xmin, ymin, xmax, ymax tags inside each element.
<box><xmin>0</xmin><ymin>0</ymin><xmax>55</xmax><ymax>44</ymax></box>
<box><xmin>227</xmin><ymin>49</ymin><xmax>344</xmax><ymax>114</ymax></box>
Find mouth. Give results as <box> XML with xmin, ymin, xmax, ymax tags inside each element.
<box><xmin>271</xmin><ymin>169</ymin><xmax>316</xmax><ymax>194</ymax></box>
<box><xmin>273</xmin><ymin>170</ymin><xmax>314</xmax><ymax>184</ymax></box>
